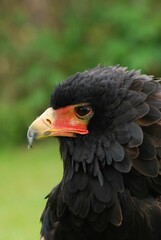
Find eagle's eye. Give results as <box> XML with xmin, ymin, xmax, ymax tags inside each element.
<box><xmin>75</xmin><ymin>105</ymin><xmax>93</xmax><ymax>119</ymax></box>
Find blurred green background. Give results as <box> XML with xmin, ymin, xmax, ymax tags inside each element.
<box><xmin>0</xmin><ymin>0</ymin><xmax>161</xmax><ymax>239</ymax></box>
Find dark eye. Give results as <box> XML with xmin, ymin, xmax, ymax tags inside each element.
<box><xmin>75</xmin><ymin>105</ymin><xmax>93</xmax><ymax>118</ymax></box>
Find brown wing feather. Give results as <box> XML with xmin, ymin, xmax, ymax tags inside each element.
<box><xmin>126</xmin><ymin>78</ymin><xmax>161</xmax><ymax>180</ymax></box>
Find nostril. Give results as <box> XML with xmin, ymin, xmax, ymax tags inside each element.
<box><xmin>46</xmin><ymin>119</ymin><xmax>52</xmax><ymax>125</ymax></box>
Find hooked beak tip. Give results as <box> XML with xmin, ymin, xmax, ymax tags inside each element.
<box><xmin>27</xmin><ymin>128</ymin><xmax>38</xmax><ymax>149</ymax></box>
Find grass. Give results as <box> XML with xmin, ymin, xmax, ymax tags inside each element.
<box><xmin>0</xmin><ymin>139</ymin><xmax>63</xmax><ymax>240</ymax></box>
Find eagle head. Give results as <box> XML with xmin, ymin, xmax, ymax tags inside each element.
<box><xmin>27</xmin><ymin>66</ymin><xmax>161</xmax><ymax>231</ymax></box>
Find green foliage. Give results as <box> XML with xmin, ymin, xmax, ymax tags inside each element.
<box><xmin>1</xmin><ymin>0</ymin><xmax>161</xmax><ymax>146</ymax></box>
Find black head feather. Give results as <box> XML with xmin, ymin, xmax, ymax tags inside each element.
<box><xmin>51</xmin><ymin>66</ymin><xmax>148</xmax><ymax>134</ymax></box>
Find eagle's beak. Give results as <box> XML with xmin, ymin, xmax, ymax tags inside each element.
<box><xmin>27</xmin><ymin>107</ymin><xmax>89</xmax><ymax>148</ymax></box>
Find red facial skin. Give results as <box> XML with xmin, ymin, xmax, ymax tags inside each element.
<box><xmin>27</xmin><ymin>104</ymin><xmax>92</xmax><ymax>144</ymax></box>
<box><xmin>52</xmin><ymin>105</ymin><xmax>89</xmax><ymax>136</ymax></box>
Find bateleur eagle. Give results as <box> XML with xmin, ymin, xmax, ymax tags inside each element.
<box><xmin>27</xmin><ymin>66</ymin><xmax>161</xmax><ymax>240</ymax></box>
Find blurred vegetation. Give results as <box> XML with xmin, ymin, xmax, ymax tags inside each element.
<box><xmin>1</xmin><ymin>0</ymin><xmax>161</xmax><ymax>146</ymax></box>
<box><xmin>0</xmin><ymin>140</ymin><xmax>62</xmax><ymax>240</ymax></box>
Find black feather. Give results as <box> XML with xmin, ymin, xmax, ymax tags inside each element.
<box><xmin>110</xmin><ymin>140</ymin><xmax>125</xmax><ymax>162</ymax></box>
<box><xmin>139</xmin><ymin>133</ymin><xmax>156</xmax><ymax>160</ymax></box>
<box><xmin>138</xmin><ymin>105</ymin><xmax>161</xmax><ymax>126</ymax></box>
<box><xmin>130</xmin><ymin>79</ymin><xmax>144</xmax><ymax>91</ymax></box>
<box><xmin>142</xmin><ymin>81</ymin><xmax>158</xmax><ymax>95</ymax></box>
<box><xmin>128</xmin><ymin>122</ymin><xmax>143</xmax><ymax>148</ymax></box>
<box><xmin>92</xmin><ymin>178</ymin><xmax>113</xmax><ymax>203</ymax></box>
<box><xmin>114</xmin><ymin>152</ymin><xmax>132</xmax><ymax>173</ymax></box>
<box><xmin>143</xmin><ymin>124</ymin><xmax>161</xmax><ymax>147</ymax></box>
<box><xmin>91</xmin><ymin>194</ymin><xmax>107</xmax><ymax>214</ymax></box>
<box><xmin>132</xmin><ymin>157</ymin><xmax>159</xmax><ymax>177</ymax></box>
<box><xmin>147</xmin><ymin>95</ymin><xmax>161</xmax><ymax>109</ymax></box>
<box><xmin>135</xmin><ymin>102</ymin><xmax>150</xmax><ymax>119</ymax></box>
<box><xmin>109</xmin><ymin>198</ymin><xmax>122</xmax><ymax>226</ymax></box>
